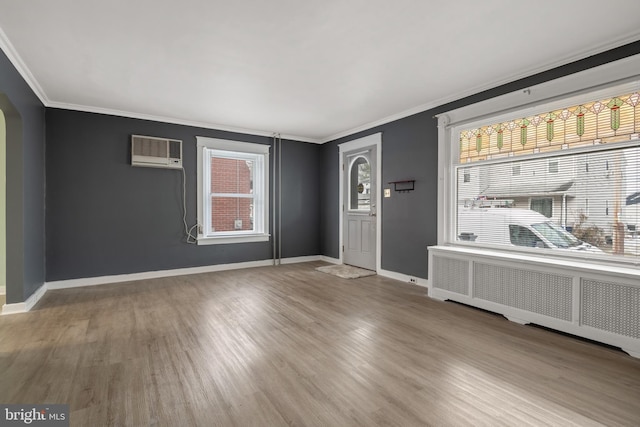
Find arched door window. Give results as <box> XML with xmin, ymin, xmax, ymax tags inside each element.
<box><xmin>349</xmin><ymin>155</ymin><xmax>371</xmax><ymax>211</ymax></box>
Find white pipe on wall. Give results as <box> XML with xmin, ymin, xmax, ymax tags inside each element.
<box><xmin>272</xmin><ymin>133</ymin><xmax>282</xmax><ymax>265</ymax></box>
<box><xmin>272</xmin><ymin>134</ymin><xmax>278</xmax><ymax>265</ymax></box>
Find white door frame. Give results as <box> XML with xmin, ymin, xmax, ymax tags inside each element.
<box><xmin>338</xmin><ymin>133</ymin><xmax>382</xmax><ymax>272</ymax></box>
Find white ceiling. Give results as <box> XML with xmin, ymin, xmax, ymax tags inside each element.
<box><xmin>1</xmin><ymin>1</ymin><xmax>639</xmax><ymax>143</ymax></box>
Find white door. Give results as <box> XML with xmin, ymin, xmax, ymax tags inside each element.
<box><xmin>343</xmin><ymin>148</ymin><xmax>376</xmax><ymax>270</ymax></box>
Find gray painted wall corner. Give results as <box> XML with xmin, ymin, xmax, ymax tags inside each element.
<box><xmin>0</xmin><ymin>47</ymin><xmax>46</xmax><ymax>304</ymax></box>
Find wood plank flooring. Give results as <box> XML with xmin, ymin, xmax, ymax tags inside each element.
<box><xmin>1</xmin><ymin>261</ymin><xmax>639</xmax><ymax>426</ymax></box>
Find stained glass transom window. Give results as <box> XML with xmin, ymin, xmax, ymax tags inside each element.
<box><xmin>459</xmin><ymin>92</ymin><xmax>640</xmax><ymax>163</ymax></box>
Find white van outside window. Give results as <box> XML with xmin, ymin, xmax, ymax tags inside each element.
<box><xmin>458</xmin><ymin>207</ymin><xmax>601</xmax><ymax>253</ymax></box>
<box><xmin>449</xmin><ymin>79</ymin><xmax>640</xmax><ymax>263</ymax></box>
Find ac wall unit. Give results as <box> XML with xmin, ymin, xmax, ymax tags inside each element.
<box><xmin>131</xmin><ymin>135</ymin><xmax>182</xmax><ymax>169</ymax></box>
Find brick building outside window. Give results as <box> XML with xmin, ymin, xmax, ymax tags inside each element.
<box><xmin>196</xmin><ymin>137</ymin><xmax>269</xmax><ymax>245</ymax></box>
<box><xmin>210</xmin><ymin>157</ymin><xmax>253</xmax><ymax>232</ymax></box>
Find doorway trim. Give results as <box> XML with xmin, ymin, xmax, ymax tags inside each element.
<box><xmin>0</xmin><ymin>108</ymin><xmax>5</xmax><ymax>297</ymax></box>
<box><xmin>338</xmin><ymin>133</ymin><xmax>382</xmax><ymax>272</ymax></box>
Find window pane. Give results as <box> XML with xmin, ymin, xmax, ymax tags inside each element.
<box><xmin>350</xmin><ymin>157</ymin><xmax>371</xmax><ymax>210</ymax></box>
<box><xmin>459</xmin><ymin>91</ymin><xmax>640</xmax><ymax>163</ymax></box>
<box><xmin>197</xmin><ymin>137</ymin><xmax>268</xmax><ymax>241</ymax></box>
<box><xmin>456</xmin><ymin>146</ymin><xmax>640</xmax><ymax>260</ymax></box>
<box><xmin>210</xmin><ymin>196</ymin><xmax>253</xmax><ymax>232</ymax></box>
<box><xmin>211</xmin><ymin>157</ymin><xmax>253</xmax><ymax>195</ymax></box>
<box><xmin>530</xmin><ymin>198</ymin><xmax>552</xmax><ymax>218</ymax></box>
<box><xmin>463</xmin><ymin>168</ymin><xmax>471</xmax><ymax>182</ymax></box>
<box><xmin>509</xmin><ymin>225</ymin><xmax>544</xmax><ymax>247</ymax></box>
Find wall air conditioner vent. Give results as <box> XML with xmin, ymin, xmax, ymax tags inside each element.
<box><xmin>131</xmin><ymin>135</ymin><xmax>182</xmax><ymax>169</ymax></box>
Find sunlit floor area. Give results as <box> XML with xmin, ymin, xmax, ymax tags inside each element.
<box><xmin>1</xmin><ymin>262</ymin><xmax>639</xmax><ymax>426</ymax></box>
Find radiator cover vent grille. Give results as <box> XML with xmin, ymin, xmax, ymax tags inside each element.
<box><xmin>581</xmin><ymin>279</ymin><xmax>640</xmax><ymax>338</ymax></box>
<box><xmin>474</xmin><ymin>263</ymin><xmax>573</xmax><ymax>321</ymax></box>
<box><xmin>432</xmin><ymin>256</ymin><xmax>469</xmax><ymax>295</ymax></box>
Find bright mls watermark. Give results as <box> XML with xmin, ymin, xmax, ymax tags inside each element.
<box><xmin>0</xmin><ymin>405</ymin><xmax>69</xmax><ymax>426</ymax></box>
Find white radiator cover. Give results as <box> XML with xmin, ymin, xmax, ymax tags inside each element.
<box><xmin>428</xmin><ymin>246</ymin><xmax>640</xmax><ymax>358</ymax></box>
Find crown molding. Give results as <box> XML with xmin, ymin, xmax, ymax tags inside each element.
<box><xmin>320</xmin><ymin>32</ymin><xmax>640</xmax><ymax>143</ymax></box>
<box><xmin>0</xmin><ymin>26</ymin><xmax>49</xmax><ymax>105</ymax></box>
<box><xmin>0</xmin><ymin>25</ymin><xmax>320</xmax><ymax>144</ymax></box>
<box><xmin>46</xmin><ymin>101</ymin><xmax>322</xmax><ymax>144</ymax></box>
<box><xmin>2</xmin><ymin>20</ymin><xmax>638</xmax><ymax>145</ymax></box>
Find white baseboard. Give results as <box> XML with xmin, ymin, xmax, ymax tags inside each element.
<box><xmin>279</xmin><ymin>255</ymin><xmax>323</xmax><ymax>265</ymax></box>
<box><xmin>25</xmin><ymin>283</ymin><xmax>47</xmax><ymax>311</ymax></box>
<box><xmin>1</xmin><ymin>283</ymin><xmax>47</xmax><ymax>315</ymax></box>
<box><xmin>3</xmin><ymin>257</ymin><xmax>428</xmax><ymax>315</ymax></box>
<box><xmin>46</xmin><ymin>256</ymin><xmax>341</xmax><ymax>291</ymax></box>
<box><xmin>318</xmin><ymin>256</ymin><xmax>341</xmax><ymax>264</ymax></box>
<box><xmin>46</xmin><ymin>259</ymin><xmax>277</xmax><ymax>290</ymax></box>
<box><xmin>1</xmin><ymin>302</ymin><xmax>26</xmax><ymax>315</ymax></box>
<box><xmin>378</xmin><ymin>268</ymin><xmax>429</xmax><ymax>288</ymax></box>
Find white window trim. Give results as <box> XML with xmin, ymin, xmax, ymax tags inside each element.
<box><xmin>436</xmin><ymin>53</ymin><xmax>640</xmax><ymax>267</ymax></box>
<box><xmin>196</xmin><ymin>136</ymin><xmax>270</xmax><ymax>245</ymax></box>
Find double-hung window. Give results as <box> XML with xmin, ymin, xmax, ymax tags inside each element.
<box><xmin>438</xmin><ymin>58</ymin><xmax>640</xmax><ymax>266</ymax></box>
<box><xmin>196</xmin><ymin>137</ymin><xmax>269</xmax><ymax>245</ymax></box>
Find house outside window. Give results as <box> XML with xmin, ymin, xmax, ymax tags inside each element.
<box><xmin>196</xmin><ymin>137</ymin><xmax>269</xmax><ymax>245</ymax></box>
<box><xmin>442</xmin><ymin>79</ymin><xmax>640</xmax><ymax>263</ymax></box>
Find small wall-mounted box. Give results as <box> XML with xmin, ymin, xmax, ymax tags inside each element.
<box><xmin>388</xmin><ymin>179</ymin><xmax>415</xmax><ymax>192</ymax></box>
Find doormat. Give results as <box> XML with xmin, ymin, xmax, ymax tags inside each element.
<box><xmin>315</xmin><ymin>264</ymin><xmax>376</xmax><ymax>279</ymax></box>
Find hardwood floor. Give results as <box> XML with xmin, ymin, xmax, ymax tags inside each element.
<box><xmin>1</xmin><ymin>262</ymin><xmax>639</xmax><ymax>426</ymax></box>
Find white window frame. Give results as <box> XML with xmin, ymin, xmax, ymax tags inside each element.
<box><xmin>437</xmin><ymin>53</ymin><xmax>640</xmax><ymax>266</ymax></box>
<box><xmin>196</xmin><ymin>136</ymin><xmax>270</xmax><ymax>245</ymax></box>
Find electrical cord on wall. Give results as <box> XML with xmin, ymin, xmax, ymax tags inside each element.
<box><xmin>182</xmin><ymin>166</ymin><xmax>199</xmax><ymax>244</ymax></box>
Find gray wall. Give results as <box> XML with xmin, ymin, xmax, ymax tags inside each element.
<box><xmin>45</xmin><ymin>110</ymin><xmax>319</xmax><ymax>281</ymax></box>
<box><xmin>320</xmin><ymin>112</ymin><xmax>436</xmax><ymax>279</ymax></box>
<box><xmin>4</xmin><ymin>39</ymin><xmax>640</xmax><ymax>295</ymax></box>
<box><xmin>320</xmin><ymin>41</ymin><xmax>640</xmax><ymax>280</ymax></box>
<box><xmin>0</xmin><ymin>48</ymin><xmax>46</xmax><ymax>303</ymax></box>
<box><xmin>279</xmin><ymin>139</ymin><xmax>320</xmax><ymax>258</ymax></box>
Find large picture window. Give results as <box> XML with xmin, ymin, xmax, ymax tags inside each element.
<box><xmin>196</xmin><ymin>137</ymin><xmax>269</xmax><ymax>245</ymax></box>
<box><xmin>442</xmin><ymin>77</ymin><xmax>640</xmax><ymax>264</ymax></box>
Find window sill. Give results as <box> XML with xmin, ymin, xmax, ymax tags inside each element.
<box><xmin>197</xmin><ymin>233</ymin><xmax>270</xmax><ymax>245</ymax></box>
